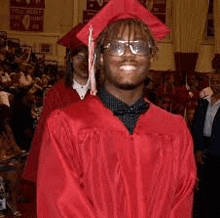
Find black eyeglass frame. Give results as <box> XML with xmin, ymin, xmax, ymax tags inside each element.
<box><xmin>103</xmin><ymin>40</ymin><xmax>152</xmax><ymax>56</ymax></box>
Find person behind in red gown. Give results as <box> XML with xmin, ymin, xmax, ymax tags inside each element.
<box><xmin>37</xmin><ymin>0</ymin><xmax>196</xmax><ymax>217</ymax></box>
<box><xmin>174</xmin><ymin>73</ymin><xmax>200</xmax><ymax>121</ymax></box>
<box><xmin>22</xmin><ymin>23</ymin><xmax>89</xmax><ymax>182</ymax></box>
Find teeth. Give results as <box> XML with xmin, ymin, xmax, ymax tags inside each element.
<box><xmin>119</xmin><ymin>65</ymin><xmax>136</xmax><ymax>70</ymax></box>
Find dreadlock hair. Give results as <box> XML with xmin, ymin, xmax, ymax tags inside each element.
<box><xmin>65</xmin><ymin>45</ymin><xmax>88</xmax><ymax>87</ymax></box>
<box><xmin>95</xmin><ymin>18</ymin><xmax>158</xmax><ymax>88</ymax></box>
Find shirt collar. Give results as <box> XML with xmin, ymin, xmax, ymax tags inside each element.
<box><xmin>98</xmin><ymin>87</ymin><xmax>148</xmax><ymax>115</ymax></box>
<box><xmin>72</xmin><ymin>79</ymin><xmax>89</xmax><ymax>89</ymax></box>
<box><xmin>72</xmin><ymin>79</ymin><xmax>89</xmax><ymax>100</ymax></box>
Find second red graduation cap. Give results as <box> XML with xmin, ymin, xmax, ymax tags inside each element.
<box><xmin>57</xmin><ymin>23</ymin><xmax>85</xmax><ymax>50</ymax></box>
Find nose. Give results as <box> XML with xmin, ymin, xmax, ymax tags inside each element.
<box><xmin>122</xmin><ymin>45</ymin><xmax>135</xmax><ymax>57</ymax></box>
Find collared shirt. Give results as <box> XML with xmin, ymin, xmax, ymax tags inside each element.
<box><xmin>203</xmin><ymin>96</ymin><xmax>220</xmax><ymax>137</ymax></box>
<box><xmin>98</xmin><ymin>88</ymin><xmax>148</xmax><ymax>134</ymax></box>
<box><xmin>72</xmin><ymin>80</ymin><xmax>89</xmax><ymax>100</ymax></box>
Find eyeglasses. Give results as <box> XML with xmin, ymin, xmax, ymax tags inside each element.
<box><xmin>103</xmin><ymin>40</ymin><xmax>151</xmax><ymax>56</ymax></box>
<box><xmin>74</xmin><ymin>53</ymin><xmax>87</xmax><ymax>61</ymax></box>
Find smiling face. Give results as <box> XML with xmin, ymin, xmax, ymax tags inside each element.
<box><xmin>100</xmin><ymin>22</ymin><xmax>152</xmax><ymax>91</ymax></box>
<box><xmin>72</xmin><ymin>46</ymin><xmax>88</xmax><ymax>84</ymax></box>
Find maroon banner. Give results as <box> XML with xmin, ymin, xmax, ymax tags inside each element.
<box><xmin>151</xmin><ymin>3</ymin><xmax>166</xmax><ymax>13</ymax></box>
<box><xmin>84</xmin><ymin>0</ymin><xmax>166</xmax><ymax>24</ymax></box>
<box><xmin>83</xmin><ymin>10</ymin><xmax>98</xmax><ymax>23</ymax></box>
<box><xmin>10</xmin><ymin>0</ymin><xmax>45</xmax><ymax>9</ymax></box>
<box><xmin>86</xmin><ymin>0</ymin><xmax>108</xmax><ymax>10</ymax></box>
<box><xmin>207</xmin><ymin>0</ymin><xmax>214</xmax><ymax>37</ymax></box>
<box><xmin>86</xmin><ymin>0</ymin><xmax>147</xmax><ymax>11</ymax></box>
<box><xmin>10</xmin><ymin>7</ymin><xmax>44</xmax><ymax>31</ymax></box>
<box><xmin>10</xmin><ymin>0</ymin><xmax>45</xmax><ymax>31</ymax></box>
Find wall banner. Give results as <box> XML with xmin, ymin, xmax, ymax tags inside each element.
<box><xmin>10</xmin><ymin>0</ymin><xmax>45</xmax><ymax>32</ymax></box>
<box><xmin>84</xmin><ymin>0</ymin><xmax>166</xmax><ymax>24</ymax></box>
<box><xmin>207</xmin><ymin>0</ymin><xmax>214</xmax><ymax>38</ymax></box>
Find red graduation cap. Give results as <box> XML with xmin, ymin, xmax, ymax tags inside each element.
<box><xmin>57</xmin><ymin>23</ymin><xmax>85</xmax><ymax>50</ymax></box>
<box><xmin>77</xmin><ymin>0</ymin><xmax>171</xmax><ymax>44</ymax></box>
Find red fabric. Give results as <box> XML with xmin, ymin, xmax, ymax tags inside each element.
<box><xmin>57</xmin><ymin>23</ymin><xmax>86</xmax><ymax>50</ymax></box>
<box><xmin>155</xmin><ymin>85</ymin><xmax>200</xmax><ymax>115</ymax></box>
<box><xmin>37</xmin><ymin>96</ymin><xmax>196</xmax><ymax>218</ymax></box>
<box><xmin>77</xmin><ymin>0</ymin><xmax>171</xmax><ymax>44</ymax></box>
<box><xmin>23</xmin><ymin>80</ymin><xmax>88</xmax><ymax>182</ymax></box>
<box><xmin>174</xmin><ymin>86</ymin><xmax>199</xmax><ymax>105</ymax></box>
<box><xmin>173</xmin><ymin>86</ymin><xmax>200</xmax><ymax>115</ymax></box>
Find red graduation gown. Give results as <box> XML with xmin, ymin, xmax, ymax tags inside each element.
<box><xmin>37</xmin><ymin>96</ymin><xmax>196</xmax><ymax>218</ymax></box>
<box><xmin>23</xmin><ymin>80</ymin><xmax>87</xmax><ymax>182</ymax></box>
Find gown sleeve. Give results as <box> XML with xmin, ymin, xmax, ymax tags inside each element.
<box><xmin>37</xmin><ymin>110</ymin><xmax>98</xmax><ymax>218</ymax></box>
<box><xmin>171</xmin><ymin>117</ymin><xmax>196</xmax><ymax>217</ymax></box>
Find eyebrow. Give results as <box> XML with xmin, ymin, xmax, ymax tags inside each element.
<box><xmin>77</xmin><ymin>52</ymin><xmax>86</xmax><ymax>55</ymax></box>
<box><xmin>117</xmin><ymin>40</ymin><xmax>144</xmax><ymax>43</ymax></box>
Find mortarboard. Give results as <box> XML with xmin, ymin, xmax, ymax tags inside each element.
<box><xmin>77</xmin><ymin>0</ymin><xmax>171</xmax><ymax>95</ymax></box>
<box><xmin>57</xmin><ymin>23</ymin><xmax>85</xmax><ymax>51</ymax></box>
<box><xmin>77</xmin><ymin>0</ymin><xmax>171</xmax><ymax>44</ymax></box>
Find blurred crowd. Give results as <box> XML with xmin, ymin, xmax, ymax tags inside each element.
<box><xmin>0</xmin><ymin>30</ymin><xmax>65</xmax><ymax>216</ymax></box>
<box><xmin>0</xmin><ymin>31</ymin><xmax>63</xmax><ymax>154</ymax></box>
<box><xmin>145</xmin><ymin>70</ymin><xmax>210</xmax><ymax>127</ymax></box>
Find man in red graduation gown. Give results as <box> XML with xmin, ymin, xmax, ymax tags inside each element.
<box><xmin>37</xmin><ymin>0</ymin><xmax>196</xmax><ymax>217</ymax></box>
<box><xmin>22</xmin><ymin>23</ymin><xmax>90</xmax><ymax>182</ymax></box>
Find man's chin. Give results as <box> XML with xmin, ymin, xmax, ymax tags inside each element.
<box><xmin>117</xmin><ymin>83</ymin><xmax>140</xmax><ymax>90</ymax></box>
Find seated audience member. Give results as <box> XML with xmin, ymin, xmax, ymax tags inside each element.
<box><xmin>41</xmin><ymin>73</ymin><xmax>50</xmax><ymax>89</ymax></box>
<box><xmin>10</xmin><ymin>89</ymin><xmax>35</xmax><ymax>152</ymax></box>
<box><xmin>22</xmin><ymin>23</ymin><xmax>90</xmax><ymax>182</ymax></box>
<box><xmin>0</xmin><ymin>90</ymin><xmax>11</xmax><ymax>107</ymax></box>
<box><xmin>0</xmin><ymin>70</ymin><xmax>11</xmax><ymax>86</ymax></box>
<box><xmin>0</xmin><ymin>105</ymin><xmax>21</xmax><ymax>158</ymax></box>
<box><xmin>0</xmin><ymin>104</ymin><xmax>22</xmax><ymax>217</ymax></box>
<box><xmin>31</xmin><ymin>89</ymin><xmax>44</xmax><ymax>129</ymax></box>
<box><xmin>18</xmin><ymin>63</ymin><xmax>33</xmax><ymax>88</ymax></box>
